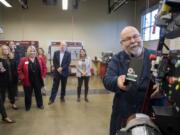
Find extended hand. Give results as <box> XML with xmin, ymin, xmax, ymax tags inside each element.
<box><xmin>117</xmin><ymin>75</ymin><xmax>127</xmax><ymax>91</ymax></box>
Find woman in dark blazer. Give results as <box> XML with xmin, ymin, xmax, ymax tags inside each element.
<box><xmin>0</xmin><ymin>45</ymin><xmax>16</xmax><ymax>123</ymax></box>
<box><xmin>0</xmin><ymin>45</ymin><xmax>18</xmax><ymax>110</ymax></box>
<box><xmin>18</xmin><ymin>46</ymin><xmax>47</xmax><ymax>111</ymax></box>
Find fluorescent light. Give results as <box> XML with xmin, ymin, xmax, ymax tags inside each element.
<box><xmin>0</xmin><ymin>0</ymin><xmax>12</xmax><ymax>7</ymax></box>
<box><xmin>62</xmin><ymin>0</ymin><xmax>68</xmax><ymax>10</ymax></box>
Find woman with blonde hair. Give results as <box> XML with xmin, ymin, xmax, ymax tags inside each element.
<box><xmin>0</xmin><ymin>45</ymin><xmax>18</xmax><ymax>109</ymax></box>
<box><xmin>0</xmin><ymin>45</ymin><xmax>16</xmax><ymax>123</ymax></box>
<box><xmin>18</xmin><ymin>46</ymin><xmax>47</xmax><ymax>111</ymax></box>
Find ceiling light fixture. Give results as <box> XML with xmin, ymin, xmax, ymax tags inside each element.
<box><xmin>62</xmin><ymin>0</ymin><xmax>68</xmax><ymax>10</ymax></box>
<box><xmin>0</xmin><ymin>0</ymin><xmax>12</xmax><ymax>7</ymax></box>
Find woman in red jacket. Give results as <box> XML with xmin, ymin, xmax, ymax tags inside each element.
<box><xmin>37</xmin><ymin>48</ymin><xmax>47</xmax><ymax>96</ymax></box>
<box><xmin>18</xmin><ymin>46</ymin><xmax>47</xmax><ymax>111</ymax></box>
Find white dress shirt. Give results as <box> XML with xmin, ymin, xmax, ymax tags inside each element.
<box><xmin>60</xmin><ymin>51</ymin><xmax>65</xmax><ymax>66</ymax></box>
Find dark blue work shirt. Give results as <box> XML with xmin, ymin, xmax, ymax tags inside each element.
<box><xmin>103</xmin><ymin>48</ymin><xmax>155</xmax><ymax>127</ymax></box>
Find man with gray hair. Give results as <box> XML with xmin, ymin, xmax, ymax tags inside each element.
<box><xmin>103</xmin><ymin>26</ymin><xmax>155</xmax><ymax>135</ymax></box>
<box><xmin>49</xmin><ymin>41</ymin><xmax>71</xmax><ymax>104</ymax></box>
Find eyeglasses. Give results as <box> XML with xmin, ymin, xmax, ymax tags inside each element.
<box><xmin>121</xmin><ymin>34</ymin><xmax>141</xmax><ymax>44</ymax></box>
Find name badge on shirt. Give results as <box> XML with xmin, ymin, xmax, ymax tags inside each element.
<box><xmin>25</xmin><ymin>61</ymin><xmax>29</xmax><ymax>64</ymax></box>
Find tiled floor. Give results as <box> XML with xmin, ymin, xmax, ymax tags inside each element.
<box><xmin>0</xmin><ymin>76</ymin><xmax>114</xmax><ymax>135</ymax></box>
<box><xmin>18</xmin><ymin>75</ymin><xmax>106</xmax><ymax>95</ymax></box>
<box><xmin>45</xmin><ymin>75</ymin><xmax>105</xmax><ymax>91</ymax></box>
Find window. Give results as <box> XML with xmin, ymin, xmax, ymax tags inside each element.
<box><xmin>141</xmin><ymin>8</ymin><xmax>160</xmax><ymax>41</ymax></box>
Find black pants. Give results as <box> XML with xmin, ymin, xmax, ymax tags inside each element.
<box><xmin>23</xmin><ymin>84</ymin><xmax>43</xmax><ymax>110</ymax></box>
<box><xmin>50</xmin><ymin>74</ymin><xmax>68</xmax><ymax>102</ymax></box>
<box><xmin>14</xmin><ymin>83</ymin><xmax>18</xmax><ymax>97</ymax></box>
<box><xmin>110</xmin><ymin>112</ymin><xmax>124</xmax><ymax>135</ymax></box>
<box><xmin>0</xmin><ymin>90</ymin><xmax>7</xmax><ymax>119</ymax></box>
<box><xmin>77</xmin><ymin>76</ymin><xmax>90</xmax><ymax>98</ymax></box>
<box><xmin>0</xmin><ymin>85</ymin><xmax>16</xmax><ymax>104</ymax></box>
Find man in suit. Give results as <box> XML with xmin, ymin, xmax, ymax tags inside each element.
<box><xmin>49</xmin><ymin>41</ymin><xmax>71</xmax><ymax>104</ymax></box>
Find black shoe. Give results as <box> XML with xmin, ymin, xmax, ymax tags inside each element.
<box><xmin>48</xmin><ymin>100</ymin><xmax>54</xmax><ymax>105</ymax></box>
<box><xmin>42</xmin><ymin>93</ymin><xmax>46</xmax><ymax>96</ymax></box>
<box><xmin>25</xmin><ymin>106</ymin><xmax>31</xmax><ymax>111</ymax></box>
<box><xmin>25</xmin><ymin>108</ymin><xmax>30</xmax><ymax>111</ymax></box>
<box><xmin>2</xmin><ymin>117</ymin><xmax>16</xmax><ymax>123</ymax></box>
<box><xmin>60</xmin><ymin>97</ymin><xmax>65</xmax><ymax>102</ymax></box>
<box><xmin>38</xmin><ymin>106</ymin><xmax>44</xmax><ymax>110</ymax></box>
<box><xmin>77</xmin><ymin>98</ymin><xmax>80</xmax><ymax>102</ymax></box>
<box><xmin>85</xmin><ymin>98</ymin><xmax>89</xmax><ymax>102</ymax></box>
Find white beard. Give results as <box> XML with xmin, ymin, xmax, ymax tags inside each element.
<box><xmin>128</xmin><ymin>43</ymin><xmax>143</xmax><ymax>57</ymax></box>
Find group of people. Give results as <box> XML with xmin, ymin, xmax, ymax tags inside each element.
<box><xmin>0</xmin><ymin>41</ymin><xmax>92</xmax><ymax>124</ymax></box>
<box><xmin>0</xmin><ymin>25</ymin><xmax>164</xmax><ymax>135</ymax></box>
<box><xmin>0</xmin><ymin>43</ymin><xmax>49</xmax><ymax>123</ymax></box>
<box><xmin>48</xmin><ymin>43</ymin><xmax>91</xmax><ymax>104</ymax></box>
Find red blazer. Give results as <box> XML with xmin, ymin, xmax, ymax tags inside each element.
<box><xmin>38</xmin><ymin>54</ymin><xmax>47</xmax><ymax>64</ymax></box>
<box><xmin>17</xmin><ymin>57</ymin><xmax>47</xmax><ymax>87</ymax></box>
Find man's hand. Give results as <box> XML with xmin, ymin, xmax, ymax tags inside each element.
<box><xmin>57</xmin><ymin>67</ymin><xmax>63</xmax><ymax>73</ymax></box>
<box><xmin>117</xmin><ymin>75</ymin><xmax>127</xmax><ymax>91</ymax></box>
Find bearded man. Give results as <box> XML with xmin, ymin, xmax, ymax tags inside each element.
<box><xmin>103</xmin><ymin>26</ymin><xmax>155</xmax><ymax>135</ymax></box>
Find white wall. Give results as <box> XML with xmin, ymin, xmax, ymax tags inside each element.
<box><xmin>0</xmin><ymin>0</ymin><xmax>136</xmax><ymax>58</ymax></box>
<box><xmin>169</xmin><ymin>38</ymin><xmax>180</xmax><ymax>50</ymax></box>
<box><xmin>144</xmin><ymin>40</ymin><xmax>158</xmax><ymax>50</ymax></box>
<box><xmin>0</xmin><ymin>5</ymin><xmax>3</xmax><ymax>37</ymax></box>
<box><xmin>0</xmin><ymin>5</ymin><xmax>2</xmax><ymax>21</ymax></box>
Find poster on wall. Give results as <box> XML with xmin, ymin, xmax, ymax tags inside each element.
<box><xmin>66</xmin><ymin>41</ymin><xmax>83</xmax><ymax>60</ymax></box>
<box><xmin>48</xmin><ymin>41</ymin><xmax>60</xmax><ymax>60</ymax></box>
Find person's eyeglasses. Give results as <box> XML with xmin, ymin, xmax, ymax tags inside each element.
<box><xmin>121</xmin><ymin>34</ymin><xmax>141</xmax><ymax>44</ymax></box>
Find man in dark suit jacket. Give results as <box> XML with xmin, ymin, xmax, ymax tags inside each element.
<box><xmin>49</xmin><ymin>42</ymin><xmax>71</xmax><ymax>104</ymax></box>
